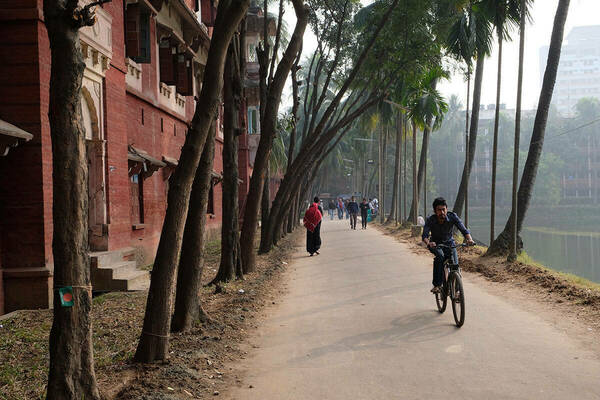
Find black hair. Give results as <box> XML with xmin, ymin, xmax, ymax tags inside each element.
<box><xmin>314</xmin><ymin>196</ymin><xmax>320</xmax><ymax>203</ymax></box>
<box><xmin>432</xmin><ymin>197</ymin><xmax>447</xmax><ymax>210</ymax></box>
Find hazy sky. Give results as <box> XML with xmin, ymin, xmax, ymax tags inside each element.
<box><xmin>439</xmin><ymin>0</ymin><xmax>600</xmax><ymax>111</ymax></box>
<box><xmin>281</xmin><ymin>0</ymin><xmax>600</xmax><ymax>111</ymax></box>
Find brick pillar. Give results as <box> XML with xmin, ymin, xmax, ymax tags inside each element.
<box><xmin>0</xmin><ymin>11</ymin><xmax>53</xmax><ymax>313</ymax></box>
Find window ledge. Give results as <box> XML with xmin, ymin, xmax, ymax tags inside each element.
<box><xmin>132</xmin><ymin>223</ymin><xmax>145</xmax><ymax>230</ymax></box>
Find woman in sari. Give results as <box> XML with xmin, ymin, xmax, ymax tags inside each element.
<box><xmin>303</xmin><ymin>197</ymin><xmax>323</xmax><ymax>256</ymax></box>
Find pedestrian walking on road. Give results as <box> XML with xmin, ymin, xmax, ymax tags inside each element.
<box><xmin>304</xmin><ymin>197</ymin><xmax>323</xmax><ymax>256</ymax></box>
<box><xmin>344</xmin><ymin>199</ymin><xmax>350</xmax><ymax>219</ymax></box>
<box><xmin>337</xmin><ymin>198</ymin><xmax>344</xmax><ymax>220</ymax></box>
<box><xmin>328</xmin><ymin>199</ymin><xmax>336</xmax><ymax>220</ymax></box>
<box><xmin>359</xmin><ymin>198</ymin><xmax>370</xmax><ymax>229</ymax></box>
<box><xmin>347</xmin><ymin>196</ymin><xmax>359</xmax><ymax>230</ymax></box>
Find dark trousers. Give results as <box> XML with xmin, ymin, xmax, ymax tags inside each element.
<box><xmin>428</xmin><ymin>246</ymin><xmax>457</xmax><ymax>286</ymax></box>
<box><xmin>350</xmin><ymin>213</ymin><xmax>357</xmax><ymax>229</ymax></box>
<box><xmin>361</xmin><ymin>211</ymin><xmax>368</xmax><ymax>228</ymax></box>
<box><xmin>306</xmin><ymin>221</ymin><xmax>322</xmax><ymax>254</ymax></box>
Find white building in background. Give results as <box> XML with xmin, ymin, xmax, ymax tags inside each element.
<box><xmin>540</xmin><ymin>25</ymin><xmax>600</xmax><ymax>117</ymax></box>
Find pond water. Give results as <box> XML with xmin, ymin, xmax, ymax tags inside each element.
<box><xmin>520</xmin><ymin>228</ymin><xmax>600</xmax><ymax>284</ymax></box>
<box><xmin>467</xmin><ymin>206</ymin><xmax>600</xmax><ymax>284</ymax></box>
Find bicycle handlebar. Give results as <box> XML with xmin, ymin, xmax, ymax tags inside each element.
<box><xmin>433</xmin><ymin>243</ymin><xmax>474</xmax><ymax>249</ymax></box>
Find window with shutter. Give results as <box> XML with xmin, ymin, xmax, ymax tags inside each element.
<box><xmin>176</xmin><ymin>55</ymin><xmax>194</xmax><ymax>96</ymax></box>
<box><xmin>126</xmin><ymin>4</ymin><xmax>152</xmax><ymax>63</ymax></box>
<box><xmin>129</xmin><ymin>172</ymin><xmax>144</xmax><ymax>225</ymax></box>
<box><xmin>137</xmin><ymin>10</ymin><xmax>151</xmax><ymax>63</ymax></box>
<box><xmin>201</xmin><ymin>0</ymin><xmax>216</xmax><ymax>26</ymax></box>
<box><xmin>207</xmin><ymin>181</ymin><xmax>214</xmax><ymax>214</ymax></box>
<box><xmin>126</xmin><ymin>4</ymin><xmax>140</xmax><ymax>59</ymax></box>
<box><xmin>159</xmin><ymin>41</ymin><xmax>177</xmax><ymax>85</ymax></box>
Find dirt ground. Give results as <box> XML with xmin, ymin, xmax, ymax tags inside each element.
<box><xmin>374</xmin><ymin>223</ymin><xmax>600</xmax><ymax>352</ymax></box>
<box><xmin>0</xmin><ymin>229</ymin><xmax>302</xmax><ymax>400</ymax></box>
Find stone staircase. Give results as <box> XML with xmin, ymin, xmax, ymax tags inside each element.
<box><xmin>90</xmin><ymin>247</ymin><xmax>150</xmax><ymax>291</ymax></box>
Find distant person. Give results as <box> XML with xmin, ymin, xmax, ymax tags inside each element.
<box><xmin>359</xmin><ymin>198</ymin><xmax>370</xmax><ymax>229</ymax></box>
<box><xmin>337</xmin><ymin>198</ymin><xmax>344</xmax><ymax>220</ymax></box>
<box><xmin>328</xmin><ymin>199</ymin><xmax>336</xmax><ymax>220</ymax></box>
<box><xmin>422</xmin><ymin>197</ymin><xmax>475</xmax><ymax>293</ymax></box>
<box><xmin>370</xmin><ymin>197</ymin><xmax>379</xmax><ymax>216</ymax></box>
<box><xmin>347</xmin><ymin>196</ymin><xmax>359</xmax><ymax>230</ymax></box>
<box><xmin>417</xmin><ymin>215</ymin><xmax>425</xmax><ymax>226</ymax></box>
<box><xmin>344</xmin><ymin>199</ymin><xmax>350</xmax><ymax>219</ymax></box>
<box><xmin>303</xmin><ymin>197</ymin><xmax>323</xmax><ymax>256</ymax></box>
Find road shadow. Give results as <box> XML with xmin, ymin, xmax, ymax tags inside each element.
<box><xmin>286</xmin><ymin>310</ymin><xmax>458</xmax><ymax>366</ymax></box>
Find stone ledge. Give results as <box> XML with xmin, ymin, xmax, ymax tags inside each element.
<box><xmin>2</xmin><ymin>267</ymin><xmax>52</xmax><ymax>279</ymax></box>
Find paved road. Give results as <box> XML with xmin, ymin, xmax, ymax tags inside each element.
<box><xmin>228</xmin><ymin>219</ymin><xmax>600</xmax><ymax>399</ymax></box>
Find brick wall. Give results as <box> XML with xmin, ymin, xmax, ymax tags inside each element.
<box><xmin>0</xmin><ymin>10</ymin><xmax>54</xmax><ymax>312</ymax></box>
<box><xmin>0</xmin><ymin>0</ymin><xmax>232</xmax><ymax>312</ymax></box>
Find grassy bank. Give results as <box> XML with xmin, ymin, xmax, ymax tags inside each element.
<box><xmin>374</xmin><ymin>222</ymin><xmax>600</xmax><ymax>309</ymax></box>
<box><xmin>0</xmin><ymin>229</ymin><xmax>302</xmax><ymax>400</ymax></box>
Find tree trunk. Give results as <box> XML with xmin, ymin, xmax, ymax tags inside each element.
<box><xmin>453</xmin><ymin>55</ymin><xmax>485</xmax><ymax>219</ymax></box>
<box><xmin>507</xmin><ymin>2</ymin><xmax>526</xmax><ymax>262</ymax></box>
<box><xmin>44</xmin><ymin>2</ymin><xmax>100</xmax><ymax>398</ymax></box>
<box><xmin>171</xmin><ymin>121</ymin><xmax>216</xmax><ymax>332</ymax></box>
<box><xmin>408</xmin><ymin>115</ymin><xmax>433</xmax><ymax>220</ymax></box>
<box><xmin>403</xmin><ymin>118</ymin><xmax>407</xmax><ymax>222</ymax></box>
<box><xmin>240</xmin><ymin>0</ymin><xmax>308</xmax><ymax>273</ymax></box>
<box><xmin>378</xmin><ymin>125</ymin><xmax>384</xmax><ymax>223</ymax></box>
<box><xmin>490</xmin><ymin>34</ymin><xmax>503</xmax><ymax>246</ymax></box>
<box><xmin>380</xmin><ymin>126</ymin><xmax>387</xmax><ymax>222</ymax></box>
<box><xmin>487</xmin><ymin>0</ymin><xmax>570</xmax><ymax>256</ymax></box>
<box><xmin>135</xmin><ymin>0</ymin><xmax>249</xmax><ymax>363</ymax></box>
<box><xmin>397</xmin><ymin>116</ymin><xmax>403</xmax><ymax>223</ymax></box>
<box><xmin>259</xmin><ymin>164</ymin><xmax>271</xmax><ymax>253</ymax></box>
<box><xmin>412</xmin><ymin>121</ymin><xmax>417</xmax><ymax>224</ymax></box>
<box><xmin>214</xmin><ymin>32</ymin><xmax>245</xmax><ymax>283</ymax></box>
<box><xmin>387</xmin><ymin>115</ymin><xmax>402</xmax><ymax>224</ymax></box>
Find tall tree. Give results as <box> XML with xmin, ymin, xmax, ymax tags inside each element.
<box><xmin>213</xmin><ymin>20</ymin><xmax>247</xmax><ymax>284</ymax></box>
<box><xmin>43</xmin><ymin>1</ymin><xmax>106</xmax><ymax>398</ymax></box>
<box><xmin>240</xmin><ymin>0</ymin><xmax>309</xmax><ymax>272</ymax></box>
<box><xmin>388</xmin><ymin>111</ymin><xmax>403</xmax><ymax>223</ymax></box>
<box><xmin>447</xmin><ymin>3</ymin><xmax>493</xmax><ymax>221</ymax></box>
<box><xmin>487</xmin><ymin>0</ymin><xmax>570</xmax><ymax>255</ymax></box>
<box><xmin>171</xmin><ymin>120</ymin><xmax>217</xmax><ymax>332</ymax></box>
<box><xmin>406</xmin><ymin>68</ymin><xmax>448</xmax><ymax>220</ymax></box>
<box><xmin>134</xmin><ymin>0</ymin><xmax>250</xmax><ymax>363</ymax></box>
<box><xmin>507</xmin><ymin>0</ymin><xmax>527</xmax><ymax>261</ymax></box>
<box><xmin>482</xmin><ymin>0</ymin><xmax>521</xmax><ymax>245</ymax></box>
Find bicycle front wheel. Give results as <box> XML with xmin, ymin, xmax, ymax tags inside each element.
<box><xmin>435</xmin><ymin>283</ymin><xmax>447</xmax><ymax>313</ymax></box>
<box><xmin>450</xmin><ymin>273</ymin><xmax>465</xmax><ymax>327</ymax></box>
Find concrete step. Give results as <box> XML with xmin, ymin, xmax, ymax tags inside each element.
<box><xmin>90</xmin><ymin>247</ymin><xmax>136</xmax><ymax>269</ymax></box>
<box><xmin>101</xmin><ymin>261</ymin><xmax>139</xmax><ymax>280</ymax></box>
<box><xmin>90</xmin><ymin>247</ymin><xmax>147</xmax><ymax>292</ymax></box>
<box><xmin>112</xmin><ymin>270</ymin><xmax>150</xmax><ymax>291</ymax></box>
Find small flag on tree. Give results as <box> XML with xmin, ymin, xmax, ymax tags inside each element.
<box><xmin>58</xmin><ymin>286</ymin><xmax>74</xmax><ymax>307</ymax></box>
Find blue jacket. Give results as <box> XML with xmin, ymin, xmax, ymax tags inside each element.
<box><xmin>347</xmin><ymin>201</ymin><xmax>359</xmax><ymax>214</ymax></box>
<box><xmin>422</xmin><ymin>212</ymin><xmax>470</xmax><ymax>245</ymax></box>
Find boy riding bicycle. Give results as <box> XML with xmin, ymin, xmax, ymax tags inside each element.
<box><xmin>422</xmin><ymin>197</ymin><xmax>475</xmax><ymax>293</ymax></box>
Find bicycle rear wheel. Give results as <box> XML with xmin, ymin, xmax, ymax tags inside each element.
<box><xmin>435</xmin><ymin>283</ymin><xmax>447</xmax><ymax>313</ymax></box>
<box><xmin>450</xmin><ymin>273</ymin><xmax>465</xmax><ymax>327</ymax></box>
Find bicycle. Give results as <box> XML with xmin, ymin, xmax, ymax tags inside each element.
<box><xmin>433</xmin><ymin>243</ymin><xmax>472</xmax><ymax>327</ymax></box>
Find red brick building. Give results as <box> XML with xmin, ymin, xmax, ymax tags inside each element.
<box><xmin>0</xmin><ymin>0</ymin><xmax>257</xmax><ymax>315</ymax></box>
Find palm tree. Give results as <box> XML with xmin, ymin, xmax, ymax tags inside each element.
<box><xmin>447</xmin><ymin>1</ymin><xmax>493</xmax><ymax>226</ymax></box>
<box><xmin>487</xmin><ymin>0</ymin><xmax>571</xmax><ymax>256</ymax></box>
<box><xmin>406</xmin><ymin>67</ymin><xmax>449</xmax><ymax>222</ymax></box>
<box><xmin>480</xmin><ymin>0</ymin><xmax>524</xmax><ymax>246</ymax></box>
<box><xmin>506</xmin><ymin>0</ymin><xmax>527</xmax><ymax>261</ymax></box>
